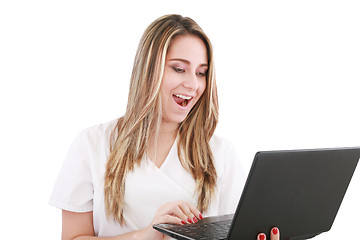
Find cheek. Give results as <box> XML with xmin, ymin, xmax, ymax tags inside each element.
<box><xmin>198</xmin><ymin>78</ymin><xmax>207</xmax><ymax>96</ymax></box>
<box><xmin>160</xmin><ymin>71</ymin><xmax>177</xmax><ymax>94</ymax></box>
<box><xmin>160</xmin><ymin>78</ymin><xmax>172</xmax><ymax>98</ymax></box>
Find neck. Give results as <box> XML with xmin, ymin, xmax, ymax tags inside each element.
<box><xmin>147</xmin><ymin>121</ymin><xmax>178</xmax><ymax>168</ymax></box>
<box><xmin>157</xmin><ymin>121</ymin><xmax>178</xmax><ymax>139</ymax></box>
<box><xmin>148</xmin><ymin>120</ymin><xmax>178</xmax><ymax>144</ymax></box>
<box><xmin>150</xmin><ymin>121</ymin><xmax>178</xmax><ymax>147</ymax></box>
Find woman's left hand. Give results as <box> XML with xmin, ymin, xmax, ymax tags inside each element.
<box><xmin>257</xmin><ymin>227</ymin><xmax>280</xmax><ymax>240</ymax></box>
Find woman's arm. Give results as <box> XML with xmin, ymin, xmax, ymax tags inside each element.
<box><xmin>62</xmin><ymin>200</ymin><xmax>202</xmax><ymax>240</ymax></box>
<box><xmin>61</xmin><ymin>210</ymin><xmax>143</xmax><ymax>240</ymax></box>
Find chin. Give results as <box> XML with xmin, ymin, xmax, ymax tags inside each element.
<box><xmin>163</xmin><ymin>114</ymin><xmax>188</xmax><ymax>125</ymax></box>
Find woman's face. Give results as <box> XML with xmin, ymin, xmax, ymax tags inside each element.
<box><xmin>160</xmin><ymin>35</ymin><xmax>208</xmax><ymax>126</ymax></box>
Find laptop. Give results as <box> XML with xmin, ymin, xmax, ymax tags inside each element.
<box><xmin>153</xmin><ymin>147</ymin><xmax>360</xmax><ymax>240</ymax></box>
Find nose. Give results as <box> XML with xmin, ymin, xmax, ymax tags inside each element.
<box><xmin>182</xmin><ymin>72</ymin><xmax>199</xmax><ymax>90</ymax></box>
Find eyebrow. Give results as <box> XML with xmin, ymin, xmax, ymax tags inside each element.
<box><xmin>168</xmin><ymin>58</ymin><xmax>208</xmax><ymax>67</ymax></box>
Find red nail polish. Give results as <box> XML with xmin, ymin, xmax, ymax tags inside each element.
<box><xmin>259</xmin><ymin>233</ymin><xmax>266</xmax><ymax>240</ymax></box>
<box><xmin>272</xmin><ymin>227</ymin><xmax>278</xmax><ymax>235</ymax></box>
<box><xmin>193</xmin><ymin>217</ymin><xmax>198</xmax><ymax>223</ymax></box>
<box><xmin>187</xmin><ymin>218</ymin><xmax>192</xmax><ymax>223</ymax></box>
<box><xmin>181</xmin><ymin>220</ymin><xmax>186</xmax><ymax>225</ymax></box>
<box><xmin>199</xmin><ymin>213</ymin><xmax>204</xmax><ymax>220</ymax></box>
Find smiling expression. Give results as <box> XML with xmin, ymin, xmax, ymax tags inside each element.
<box><xmin>160</xmin><ymin>35</ymin><xmax>208</xmax><ymax>126</ymax></box>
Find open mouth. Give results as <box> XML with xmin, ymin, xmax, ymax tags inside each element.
<box><xmin>172</xmin><ymin>94</ymin><xmax>193</xmax><ymax>107</ymax></box>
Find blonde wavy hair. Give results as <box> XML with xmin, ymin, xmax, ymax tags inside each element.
<box><xmin>104</xmin><ymin>14</ymin><xmax>219</xmax><ymax>224</ymax></box>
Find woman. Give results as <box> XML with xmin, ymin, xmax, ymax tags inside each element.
<box><xmin>50</xmin><ymin>14</ymin><xmax>280</xmax><ymax>240</ymax></box>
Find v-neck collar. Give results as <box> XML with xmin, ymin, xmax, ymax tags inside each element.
<box><xmin>147</xmin><ymin>138</ymin><xmax>177</xmax><ymax>171</ymax></box>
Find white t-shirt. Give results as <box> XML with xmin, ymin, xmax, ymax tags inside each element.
<box><xmin>49</xmin><ymin>119</ymin><xmax>246</xmax><ymax>237</ymax></box>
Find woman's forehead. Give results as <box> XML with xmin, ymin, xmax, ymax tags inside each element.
<box><xmin>166</xmin><ymin>35</ymin><xmax>208</xmax><ymax>65</ymax></box>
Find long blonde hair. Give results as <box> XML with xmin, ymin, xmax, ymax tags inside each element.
<box><xmin>104</xmin><ymin>14</ymin><xmax>219</xmax><ymax>224</ymax></box>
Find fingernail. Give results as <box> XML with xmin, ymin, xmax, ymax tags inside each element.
<box><xmin>187</xmin><ymin>218</ymin><xmax>192</xmax><ymax>223</ymax></box>
<box><xmin>259</xmin><ymin>233</ymin><xmax>266</xmax><ymax>240</ymax></box>
<box><xmin>199</xmin><ymin>213</ymin><xmax>204</xmax><ymax>220</ymax></box>
<box><xmin>272</xmin><ymin>227</ymin><xmax>279</xmax><ymax>235</ymax></box>
<box><xmin>181</xmin><ymin>220</ymin><xmax>186</xmax><ymax>225</ymax></box>
<box><xmin>193</xmin><ymin>217</ymin><xmax>198</xmax><ymax>223</ymax></box>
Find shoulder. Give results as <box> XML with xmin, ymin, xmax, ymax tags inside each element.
<box><xmin>66</xmin><ymin>119</ymin><xmax>118</xmax><ymax>161</ymax></box>
<box><xmin>60</xmin><ymin>119</ymin><xmax>119</xmax><ymax>176</ymax></box>
<box><xmin>209</xmin><ymin>134</ymin><xmax>239</xmax><ymax>156</ymax></box>
<box><xmin>80</xmin><ymin>119</ymin><xmax>118</xmax><ymax>138</ymax></box>
<box><xmin>209</xmin><ymin>134</ymin><xmax>242</xmax><ymax>174</ymax></box>
<box><xmin>208</xmin><ymin>136</ymin><xmax>246</xmax><ymax>215</ymax></box>
<box><xmin>76</xmin><ymin>119</ymin><xmax>118</xmax><ymax>145</ymax></box>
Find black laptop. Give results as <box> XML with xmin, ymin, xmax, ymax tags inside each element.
<box><xmin>153</xmin><ymin>147</ymin><xmax>360</xmax><ymax>240</ymax></box>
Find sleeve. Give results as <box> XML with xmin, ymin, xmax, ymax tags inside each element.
<box><xmin>217</xmin><ymin>140</ymin><xmax>247</xmax><ymax>215</ymax></box>
<box><xmin>49</xmin><ymin>129</ymin><xmax>94</xmax><ymax>212</ymax></box>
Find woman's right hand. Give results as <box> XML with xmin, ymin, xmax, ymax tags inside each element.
<box><xmin>137</xmin><ymin>200</ymin><xmax>203</xmax><ymax>240</ymax></box>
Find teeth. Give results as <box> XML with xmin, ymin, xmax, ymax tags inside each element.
<box><xmin>174</xmin><ymin>94</ymin><xmax>192</xmax><ymax>100</ymax></box>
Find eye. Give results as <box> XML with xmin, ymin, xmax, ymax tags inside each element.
<box><xmin>196</xmin><ymin>71</ymin><xmax>207</xmax><ymax>77</ymax></box>
<box><xmin>173</xmin><ymin>67</ymin><xmax>184</xmax><ymax>73</ymax></box>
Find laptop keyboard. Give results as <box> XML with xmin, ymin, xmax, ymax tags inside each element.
<box><xmin>171</xmin><ymin>220</ymin><xmax>231</xmax><ymax>240</ymax></box>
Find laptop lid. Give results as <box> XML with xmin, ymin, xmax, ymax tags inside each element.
<box><xmin>153</xmin><ymin>147</ymin><xmax>360</xmax><ymax>240</ymax></box>
<box><xmin>228</xmin><ymin>147</ymin><xmax>360</xmax><ymax>240</ymax></box>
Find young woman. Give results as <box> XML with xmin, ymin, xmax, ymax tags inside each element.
<box><xmin>50</xmin><ymin>14</ymin><xmax>280</xmax><ymax>240</ymax></box>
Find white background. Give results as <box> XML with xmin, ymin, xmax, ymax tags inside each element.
<box><xmin>0</xmin><ymin>0</ymin><xmax>359</xmax><ymax>239</ymax></box>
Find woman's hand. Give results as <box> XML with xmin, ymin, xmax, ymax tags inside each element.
<box><xmin>137</xmin><ymin>200</ymin><xmax>203</xmax><ymax>240</ymax></box>
<box><xmin>257</xmin><ymin>227</ymin><xmax>280</xmax><ymax>240</ymax></box>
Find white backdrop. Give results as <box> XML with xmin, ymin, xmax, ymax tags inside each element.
<box><xmin>0</xmin><ymin>0</ymin><xmax>359</xmax><ymax>239</ymax></box>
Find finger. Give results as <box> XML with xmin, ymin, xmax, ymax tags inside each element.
<box><xmin>178</xmin><ymin>201</ymin><xmax>201</xmax><ymax>223</ymax></box>
<box><xmin>185</xmin><ymin>201</ymin><xmax>203</xmax><ymax>220</ymax></box>
<box><xmin>270</xmin><ymin>227</ymin><xmax>280</xmax><ymax>240</ymax></box>
<box><xmin>170</xmin><ymin>204</ymin><xmax>193</xmax><ymax>224</ymax></box>
<box><xmin>153</xmin><ymin>214</ymin><xmax>183</xmax><ymax>225</ymax></box>
<box><xmin>257</xmin><ymin>233</ymin><xmax>266</xmax><ymax>240</ymax></box>
<box><xmin>177</xmin><ymin>201</ymin><xmax>196</xmax><ymax>223</ymax></box>
<box><xmin>156</xmin><ymin>202</ymin><xmax>189</xmax><ymax>224</ymax></box>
